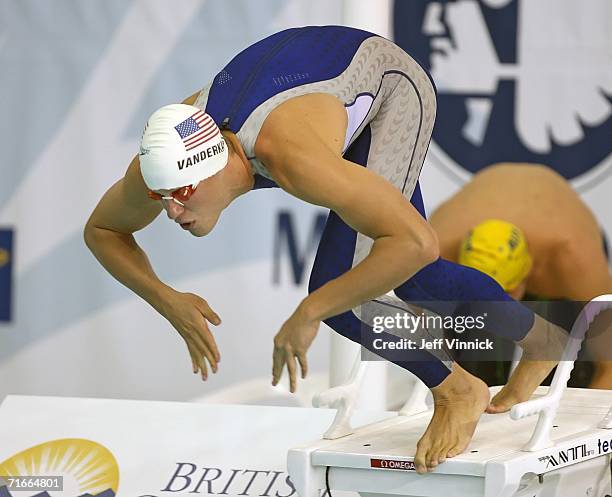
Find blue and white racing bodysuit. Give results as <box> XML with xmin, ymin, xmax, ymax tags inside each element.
<box><xmin>194</xmin><ymin>26</ymin><xmax>534</xmax><ymax>388</ymax></box>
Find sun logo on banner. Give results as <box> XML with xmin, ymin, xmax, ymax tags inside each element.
<box><xmin>394</xmin><ymin>0</ymin><xmax>612</xmax><ymax>189</ymax></box>
<box><xmin>0</xmin><ymin>439</ymin><xmax>119</xmax><ymax>497</ymax></box>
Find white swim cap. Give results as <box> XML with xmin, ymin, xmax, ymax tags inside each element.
<box><xmin>139</xmin><ymin>103</ymin><xmax>228</xmax><ymax>191</ymax></box>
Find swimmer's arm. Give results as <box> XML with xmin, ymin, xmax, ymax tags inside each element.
<box><xmin>83</xmin><ymin>91</ymin><xmax>200</xmax><ymax>311</ymax></box>
<box><xmin>257</xmin><ymin>130</ymin><xmax>439</xmax><ymax>323</ymax></box>
<box><xmin>83</xmin><ymin>155</ymin><xmax>173</xmax><ymax>311</ymax></box>
<box><xmin>84</xmin><ymin>154</ymin><xmax>221</xmax><ymax>377</ymax></box>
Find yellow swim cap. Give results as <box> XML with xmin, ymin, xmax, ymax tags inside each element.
<box><xmin>458</xmin><ymin>219</ymin><xmax>532</xmax><ymax>291</ymax></box>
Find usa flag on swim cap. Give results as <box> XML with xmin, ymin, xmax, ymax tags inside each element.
<box><xmin>174</xmin><ymin>110</ymin><xmax>219</xmax><ymax>151</ymax></box>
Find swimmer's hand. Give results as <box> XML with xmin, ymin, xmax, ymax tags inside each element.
<box><xmin>160</xmin><ymin>290</ymin><xmax>222</xmax><ymax>381</ymax></box>
<box><xmin>272</xmin><ymin>305</ymin><xmax>320</xmax><ymax>393</ymax></box>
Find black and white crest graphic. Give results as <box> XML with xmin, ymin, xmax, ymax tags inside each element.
<box><xmin>394</xmin><ymin>0</ymin><xmax>612</xmax><ymax>188</ymax></box>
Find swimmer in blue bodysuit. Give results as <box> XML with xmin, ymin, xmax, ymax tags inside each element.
<box><xmin>85</xmin><ymin>26</ymin><xmax>568</xmax><ymax>473</ymax></box>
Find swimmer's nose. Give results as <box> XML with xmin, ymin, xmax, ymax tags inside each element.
<box><xmin>163</xmin><ymin>198</ymin><xmax>185</xmax><ymax>220</ymax></box>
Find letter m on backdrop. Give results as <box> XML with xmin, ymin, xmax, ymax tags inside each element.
<box><xmin>273</xmin><ymin>211</ymin><xmax>326</xmax><ymax>285</ymax></box>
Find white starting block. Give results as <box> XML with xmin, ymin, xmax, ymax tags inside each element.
<box><xmin>289</xmin><ymin>387</ymin><xmax>612</xmax><ymax>497</ymax></box>
<box><xmin>288</xmin><ymin>296</ymin><xmax>612</xmax><ymax>497</ymax></box>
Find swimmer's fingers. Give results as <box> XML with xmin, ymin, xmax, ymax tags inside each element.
<box><xmin>272</xmin><ymin>342</ymin><xmax>286</xmax><ymax>386</ymax></box>
<box><xmin>194</xmin><ymin>295</ymin><xmax>222</xmax><ymax>326</ymax></box>
<box><xmin>186</xmin><ymin>342</ymin><xmax>208</xmax><ymax>380</ymax></box>
<box><xmin>193</xmin><ymin>320</ymin><xmax>221</xmax><ymax>364</ymax></box>
<box><xmin>179</xmin><ymin>316</ymin><xmax>218</xmax><ymax>375</ymax></box>
<box><xmin>163</xmin><ymin>290</ymin><xmax>220</xmax><ymax>378</ymax></box>
<box><xmin>187</xmin><ymin>342</ymin><xmax>198</xmax><ymax>374</ymax></box>
<box><xmin>185</xmin><ymin>300</ymin><xmax>220</xmax><ymax>365</ymax></box>
<box><xmin>296</xmin><ymin>353</ymin><xmax>308</xmax><ymax>379</ymax></box>
<box><xmin>188</xmin><ymin>328</ymin><xmax>218</xmax><ymax>375</ymax></box>
<box><xmin>190</xmin><ymin>296</ymin><xmax>221</xmax><ymax>362</ymax></box>
<box><xmin>285</xmin><ymin>350</ymin><xmax>298</xmax><ymax>393</ymax></box>
<box><xmin>272</xmin><ymin>345</ymin><xmax>299</xmax><ymax>392</ymax></box>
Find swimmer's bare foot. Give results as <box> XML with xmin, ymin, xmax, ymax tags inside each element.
<box><xmin>487</xmin><ymin>314</ymin><xmax>565</xmax><ymax>414</ymax></box>
<box><xmin>414</xmin><ymin>364</ymin><xmax>489</xmax><ymax>474</ymax></box>
<box><xmin>486</xmin><ymin>359</ymin><xmax>557</xmax><ymax>414</ymax></box>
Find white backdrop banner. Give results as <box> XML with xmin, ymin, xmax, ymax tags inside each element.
<box><xmin>4</xmin><ymin>0</ymin><xmax>610</xmax><ymax>405</ymax></box>
<box><xmin>0</xmin><ymin>1</ymin><xmax>342</xmax><ymax>402</ymax></box>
